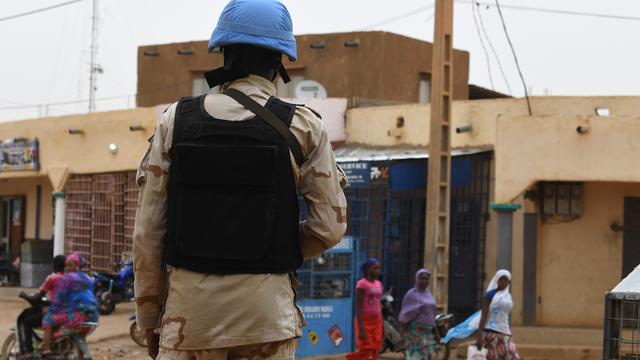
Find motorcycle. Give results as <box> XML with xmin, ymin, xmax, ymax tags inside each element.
<box><xmin>128</xmin><ymin>315</ymin><xmax>146</xmax><ymax>348</ymax></box>
<box><xmin>92</xmin><ymin>260</ymin><xmax>134</xmax><ymax>315</ymax></box>
<box><xmin>380</xmin><ymin>291</ymin><xmax>452</xmax><ymax>360</ymax></box>
<box><xmin>1</xmin><ymin>296</ymin><xmax>97</xmax><ymax>360</ymax></box>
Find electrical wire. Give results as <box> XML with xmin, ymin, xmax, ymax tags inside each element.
<box><xmin>494</xmin><ymin>0</ymin><xmax>531</xmax><ymax>115</ymax></box>
<box><xmin>0</xmin><ymin>0</ymin><xmax>87</xmax><ymax>23</ymax></box>
<box><xmin>0</xmin><ymin>98</ymin><xmax>29</xmax><ymax>106</ymax></box>
<box><xmin>460</xmin><ymin>0</ymin><xmax>640</xmax><ymax>22</ymax></box>
<box><xmin>425</xmin><ymin>12</ymin><xmax>436</xmax><ymax>24</ymax></box>
<box><xmin>357</xmin><ymin>1</ymin><xmax>640</xmax><ymax>33</ymax></box>
<box><xmin>359</xmin><ymin>4</ymin><xmax>435</xmax><ymax>30</ymax></box>
<box><xmin>0</xmin><ymin>98</ymin><xmax>72</xmax><ymax>115</ymax></box>
<box><xmin>475</xmin><ymin>2</ymin><xmax>512</xmax><ymax>95</ymax></box>
<box><xmin>0</xmin><ymin>94</ymin><xmax>135</xmax><ymax>111</ymax></box>
<box><xmin>471</xmin><ymin>2</ymin><xmax>495</xmax><ymax>90</ymax></box>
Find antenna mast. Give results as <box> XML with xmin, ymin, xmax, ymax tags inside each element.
<box><xmin>89</xmin><ymin>0</ymin><xmax>101</xmax><ymax>112</ymax></box>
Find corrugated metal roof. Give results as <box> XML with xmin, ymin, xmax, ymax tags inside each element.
<box><xmin>334</xmin><ymin>146</ymin><xmax>492</xmax><ymax>162</ymax></box>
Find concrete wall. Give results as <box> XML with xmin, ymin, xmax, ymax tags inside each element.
<box><xmin>136</xmin><ymin>31</ymin><xmax>470</xmax><ymax>107</ymax></box>
<box><xmin>346</xmin><ymin>101</ymin><xmax>501</xmax><ymax>148</ymax></box>
<box><xmin>346</xmin><ymin>96</ymin><xmax>640</xmax><ymax>202</ymax></box>
<box><xmin>347</xmin><ymin>96</ymin><xmax>640</xmax><ymax>147</ymax></box>
<box><xmin>0</xmin><ymin>96</ymin><xmax>347</xmax><ymax>244</ymax></box>
<box><xmin>536</xmin><ymin>182</ymin><xmax>637</xmax><ymax>327</ymax></box>
<box><xmin>0</xmin><ymin>107</ymin><xmax>157</xmax><ymax>189</ymax></box>
<box><xmin>346</xmin><ymin>96</ymin><xmax>640</xmax><ymax>329</ymax></box>
<box><xmin>494</xmin><ymin>114</ymin><xmax>640</xmax><ymax>203</ymax></box>
<box><xmin>0</xmin><ymin>107</ymin><xmax>157</xmax><ymax>246</ymax></box>
<box><xmin>503</xmin><ymin>183</ymin><xmax>638</xmax><ymax>328</ymax></box>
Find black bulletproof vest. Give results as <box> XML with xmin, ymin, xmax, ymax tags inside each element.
<box><xmin>165</xmin><ymin>94</ymin><xmax>302</xmax><ymax>274</ymax></box>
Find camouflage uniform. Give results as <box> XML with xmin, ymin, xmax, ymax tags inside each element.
<box><xmin>133</xmin><ymin>75</ymin><xmax>348</xmax><ymax>359</ymax></box>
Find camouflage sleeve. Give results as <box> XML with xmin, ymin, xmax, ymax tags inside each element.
<box><xmin>133</xmin><ymin>103</ymin><xmax>176</xmax><ymax>330</ymax></box>
<box><xmin>296</xmin><ymin>111</ymin><xmax>348</xmax><ymax>259</ymax></box>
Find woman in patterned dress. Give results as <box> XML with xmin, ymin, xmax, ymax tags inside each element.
<box><xmin>476</xmin><ymin>269</ymin><xmax>521</xmax><ymax>360</ymax></box>
<box><xmin>41</xmin><ymin>252</ymin><xmax>99</xmax><ymax>354</ymax></box>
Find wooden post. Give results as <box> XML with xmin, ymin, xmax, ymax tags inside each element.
<box><xmin>424</xmin><ymin>0</ymin><xmax>454</xmax><ymax>312</ymax></box>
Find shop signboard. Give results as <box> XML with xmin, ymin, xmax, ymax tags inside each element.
<box><xmin>0</xmin><ymin>139</ymin><xmax>39</xmax><ymax>172</ymax></box>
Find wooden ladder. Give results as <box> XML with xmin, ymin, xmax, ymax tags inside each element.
<box><xmin>425</xmin><ymin>0</ymin><xmax>454</xmax><ymax>313</ymax></box>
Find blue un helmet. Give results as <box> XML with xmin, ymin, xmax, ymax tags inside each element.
<box><xmin>208</xmin><ymin>0</ymin><xmax>297</xmax><ymax>61</ymax></box>
<box><xmin>205</xmin><ymin>0</ymin><xmax>297</xmax><ymax>87</ymax></box>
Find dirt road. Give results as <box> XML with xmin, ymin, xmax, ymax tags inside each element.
<box><xmin>90</xmin><ymin>335</ymin><xmax>149</xmax><ymax>360</ymax></box>
<box><xmin>0</xmin><ymin>287</ymin><xmax>134</xmax><ymax>352</ymax></box>
<box><xmin>0</xmin><ymin>288</ymin><xmax>407</xmax><ymax>359</ymax></box>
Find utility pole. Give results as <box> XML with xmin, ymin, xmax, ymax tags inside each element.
<box><xmin>424</xmin><ymin>0</ymin><xmax>454</xmax><ymax>312</ymax></box>
<box><xmin>89</xmin><ymin>0</ymin><xmax>101</xmax><ymax>112</ymax></box>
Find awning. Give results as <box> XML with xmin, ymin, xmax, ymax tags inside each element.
<box><xmin>334</xmin><ymin>145</ymin><xmax>492</xmax><ymax>163</ymax></box>
<box><xmin>610</xmin><ymin>264</ymin><xmax>640</xmax><ymax>299</ymax></box>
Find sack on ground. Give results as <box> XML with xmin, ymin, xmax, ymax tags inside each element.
<box><xmin>466</xmin><ymin>344</ymin><xmax>488</xmax><ymax>360</ymax></box>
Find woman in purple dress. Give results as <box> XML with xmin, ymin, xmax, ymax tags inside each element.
<box><xmin>399</xmin><ymin>268</ymin><xmax>439</xmax><ymax>360</ymax></box>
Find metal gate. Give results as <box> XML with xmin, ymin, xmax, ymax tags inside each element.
<box><xmin>296</xmin><ymin>236</ymin><xmax>358</xmax><ymax>357</ymax></box>
<box><xmin>339</xmin><ymin>152</ymin><xmax>491</xmax><ymax>321</ymax></box>
<box><xmin>449</xmin><ymin>154</ymin><xmax>491</xmax><ymax>320</ymax></box>
<box><xmin>345</xmin><ymin>186</ymin><xmax>387</xmax><ymax>261</ymax></box>
<box><xmin>65</xmin><ymin>172</ymin><xmax>138</xmax><ymax>272</ymax></box>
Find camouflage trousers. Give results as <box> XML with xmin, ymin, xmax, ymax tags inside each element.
<box><xmin>156</xmin><ymin>339</ymin><xmax>295</xmax><ymax>360</ymax></box>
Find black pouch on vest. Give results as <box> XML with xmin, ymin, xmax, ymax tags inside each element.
<box><xmin>174</xmin><ymin>143</ymin><xmax>277</xmax><ymax>260</ymax></box>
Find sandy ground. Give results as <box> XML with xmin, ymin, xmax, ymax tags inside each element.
<box><xmin>0</xmin><ymin>287</ymin><xmax>408</xmax><ymax>359</ymax></box>
<box><xmin>90</xmin><ymin>335</ymin><xmax>149</xmax><ymax>360</ymax></box>
<box><xmin>0</xmin><ymin>287</ymin><xmax>138</xmax><ymax>358</ymax></box>
<box><xmin>89</xmin><ymin>336</ymin><xmax>407</xmax><ymax>360</ymax></box>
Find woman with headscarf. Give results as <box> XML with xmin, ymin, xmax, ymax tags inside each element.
<box><xmin>347</xmin><ymin>258</ymin><xmax>384</xmax><ymax>360</ymax></box>
<box><xmin>42</xmin><ymin>252</ymin><xmax>99</xmax><ymax>354</ymax></box>
<box><xmin>399</xmin><ymin>268</ymin><xmax>438</xmax><ymax>360</ymax></box>
<box><xmin>476</xmin><ymin>269</ymin><xmax>521</xmax><ymax>360</ymax></box>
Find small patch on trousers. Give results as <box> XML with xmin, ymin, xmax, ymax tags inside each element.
<box><xmin>162</xmin><ymin>317</ymin><xmax>187</xmax><ymax>350</ymax></box>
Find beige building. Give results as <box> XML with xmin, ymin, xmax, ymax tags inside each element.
<box><xmin>136</xmin><ymin>31</ymin><xmax>471</xmax><ymax>108</ymax></box>
<box><xmin>3</xmin><ymin>94</ymin><xmax>636</xmax><ymax>330</ymax></box>
<box><xmin>1</xmin><ymin>90</ymin><xmax>637</xmax><ymax>359</ymax></box>
<box><xmin>347</xmin><ymin>96</ymin><xmax>640</xmax><ymax>340</ymax></box>
<box><xmin>0</xmin><ymin>97</ymin><xmax>348</xmax><ymax>284</ymax></box>
<box><xmin>0</xmin><ymin>107</ymin><xmax>158</xmax><ymax>285</ymax></box>
<box><xmin>1</xmin><ymin>28</ymin><xmax>636</xmax><ymax>354</ymax></box>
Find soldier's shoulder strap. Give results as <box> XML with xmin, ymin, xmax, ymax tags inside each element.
<box><xmin>223</xmin><ymin>88</ymin><xmax>304</xmax><ymax>168</ymax></box>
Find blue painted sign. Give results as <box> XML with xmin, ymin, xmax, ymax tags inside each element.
<box><xmin>329</xmin><ymin>236</ymin><xmax>353</xmax><ymax>253</ymax></box>
<box><xmin>296</xmin><ymin>298</ymin><xmax>353</xmax><ymax>357</ymax></box>
<box><xmin>296</xmin><ymin>236</ymin><xmax>357</xmax><ymax>358</ymax></box>
<box><xmin>390</xmin><ymin>160</ymin><xmax>427</xmax><ymax>191</ymax></box>
<box><xmin>387</xmin><ymin>157</ymin><xmax>473</xmax><ymax>191</ymax></box>
<box><xmin>452</xmin><ymin>158</ymin><xmax>471</xmax><ymax>187</ymax></box>
<box><xmin>341</xmin><ymin>162</ymin><xmax>370</xmax><ymax>188</ymax></box>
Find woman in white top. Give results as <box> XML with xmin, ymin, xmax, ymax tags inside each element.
<box><xmin>475</xmin><ymin>270</ymin><xmax>521</xmax><ymax>360</ymax></box>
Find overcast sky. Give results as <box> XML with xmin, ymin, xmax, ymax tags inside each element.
<box><xmin>0</xmin><ymin>0</ymin><xmax>639</xmax><ymax>121</ymax></box>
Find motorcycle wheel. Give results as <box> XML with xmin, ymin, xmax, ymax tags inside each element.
<box><xmin>97</xmin><ymin>291</ymin><xmax>116</xmax><ymax>315</ymax></box>
<box><xmin>380</xmin><ymin>339</ymin><xmax>392</xmax><ymax>354</ymax></box>
<box><xmin>124</xmin><ymin>278</ymin><xmax>135</xmax><ymax>301</ymax></box>
<box><xmin>130</xmin><ymin>321</ymin><xmax>147</xmax><ymax>347</ymax></box>
<box><xmin>1</xmin><ymin>333</ymin><xmax>17</xmax><ymax>360</ymax></box>
<box><xmin>57</xmin><ymin>337</ymin><xmax>83</xmax><ymax>360</ymax></box>
<box><xmin>434</xmin><ymin>342</ymin><xmax>451</xmax><ymax>360</ymax></box>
